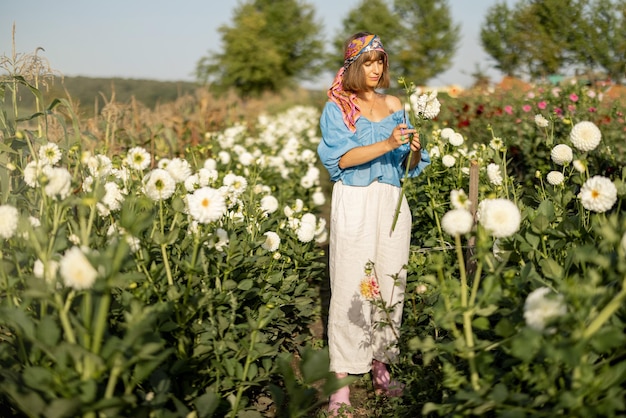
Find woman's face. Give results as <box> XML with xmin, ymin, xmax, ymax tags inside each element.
<box><xmin>361</xmin><ymin>58</ymin><xmax>384</xmax><ymax>89</ymax></box>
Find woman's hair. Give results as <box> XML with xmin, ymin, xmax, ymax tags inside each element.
<box><xmin>342</xmin><ymin>32</ymin><xmax>390</xmax><ymax>93</ymax></box>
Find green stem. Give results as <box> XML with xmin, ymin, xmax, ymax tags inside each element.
<box><xmin>230</xmin><ymin>311</ymin><xmax>264</xmax><ymax>417</ymax></box>
<box><xmin>391</xmin><ymin>147</ymin><xmax>413</xmax><ymax>233</ymax></box>
<box><xmin>468</xmin><ymin>260</ymin><xmax>483</xmax><ymax>308</ymax></box>
<box><xmin>183</xmin><ymin>237</ymin><xmax>201</xmax><ymax>305</ymax></box>
<box><xmin>56</xmin><ymin>291</ymin><xmax>77</xmax><ymax>344</ymax></box>
<box><xmin>104</xmin><ymin>354</ymin><xmax>123</xmax><ymax>399</ymax></box>
<box><xmin>82</xmin><ymin>292</ymin><xmax>92</xmax><ymax>349</ymax></box>
<box><xmin>91</xmin><ymin>292</ymin><xmax>111</xmax><ymax>355</ymax></box>
<box><xmin>455</xmin><ymin>234</ymin><xmax>468</xmax><ymax>308</ymax></box>
<box><xmin>582</xmin><ymin>280</ymin><xmax>626</xmax><ymax>339</ymax></box>
<box><xmin>463</xmin><ymin>310</ymin><xmax>480</xmax><ymax>391</ymax></box>
<box><xmin>161</xmin><ymin>244</ymin><xmax>174</xmax><ymax>286</ymax></box>
<box><xmin>427</xmin><ymin>176</ymin><xmax>446</xmax><ymax>249</ymax></box>
<box><xmin>373</xmin><ymin>264</ymin><xmax>400</xmax><ymax>341</ymax></box>
<box><xmin>436</xmin><ymin>260</ymin><xmax>462</xmax><ymax>340</ymax></box>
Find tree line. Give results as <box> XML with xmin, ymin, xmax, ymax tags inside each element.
<box><xmin>195</xmin><ymin>0</ymin><xmax>625</xmax><ymax>98</ymax></box>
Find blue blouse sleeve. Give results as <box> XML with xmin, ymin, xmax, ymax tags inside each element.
<box><xmin>317</xmin><ymin>102</ymin><xmax>361</xmax><ymax>181</ymax></box>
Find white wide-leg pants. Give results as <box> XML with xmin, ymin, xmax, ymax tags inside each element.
<box><xmin>327</xmin><ymin>180</ymin><xmax>411</xmax><ymax>374</ymax></box>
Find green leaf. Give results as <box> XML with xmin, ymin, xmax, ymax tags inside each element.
<box><xmin>472</xmin><ymin>317</ymin><xmax>490</xmax><ymax>330</ymax></box>
<box><xmin>300</xmin><ymin>347</ymin><xmax>331</xmax><ymax>383</ymax></box>
<box><xmin>474</xmin><ymin>304</ymin><xmax>499</xmax><ymax>317</ymax></box>
<box><xmin>194</xmin><ymin>391</ymin><xmax>221</xmax><ymax>418</ymax></box>
<box><xmin>36</xmin><ymin>315</ymin><xmax>61</xmax><ymax>347</ymax></box>
<box><xmin>494</xmin><ymin>318</ymin><xmax>516</xmax><ymax>338</ymax></box>
<box><xmin>531</xmin><ymin>214</ymin><xmax>551</xmax><ymax>233</ymax></box>
<box><xmin>539</xmin><ymin>257</ymin><xmax>563</xmax><ymax>280</ymax></box>
<box><xmin>525</xmin><ymin>231</ymin><xmax>541</xmax><ymax>249</ymax></box>
<box><xmin>590</xmin><ymin>327</ymin><xmax>626</xmax><ymax>353</ymax></box>
<box><xmin>237</xmin><ymin>279</ymin><xmax>254</xmax><ymax>291</ymax></box>
<box><xmin>510</xmin><ymin>328</ymin><xmax>542</xmax><ymax>362</ymax></box>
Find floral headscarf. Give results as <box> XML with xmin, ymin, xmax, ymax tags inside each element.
<box><xmin>328</xmin><ymin>34</ymin><xmax>387</xmax><ymax>132</ymax></box>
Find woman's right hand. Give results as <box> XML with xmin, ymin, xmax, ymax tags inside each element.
<box><xmin>388</xmin><ymin>124</ymin><xmax>417</xmax><ymax>149</ymax></box>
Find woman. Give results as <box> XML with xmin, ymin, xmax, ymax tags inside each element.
<box><xmin>317</xmin><ymin>32</ymin><xmax>430</xmax><ymax>415</ymax></box>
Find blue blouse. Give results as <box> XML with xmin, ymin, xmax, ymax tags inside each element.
<box><xmin>318</xmin><ymin>101</ymin><xmax>431</xmax><ymax>188</ymax></box>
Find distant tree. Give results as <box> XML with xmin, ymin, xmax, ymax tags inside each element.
<box><xmin>576</xmin><ymin>0</ymin><xmax>626</xmax><ymax>84</ymax></box>
<box><xmin>480</xmin><ymin>2</ymin><xmax>523</xmax><ymax>77</ymax></box>
<box><xmin>392</xmin><ymin>0</ymin><xmax>460</xmax><ymax>85</ymax></box>
<box><xmin>519</xmin><ymin>0</ymin><xmax>585</xmax><ymax>78</ymax></box>
<box><xmin>328</xmin><ymin>0</ymin><xmax>398</xmax><ymax>69</ymax></box>
<box><xmin>482</xmin><ymin>0</ymin><xmax>624</xmax><ymax>83</ymax></box>
<box><xmin>330</xmin><ymin>0</ymin><xmax>459</xmax><ymax>86</ymax></box>
<box><xmin>196</xmin><ymin>0</ymin><xmax>325</xmax><ymax>98</ymax></box>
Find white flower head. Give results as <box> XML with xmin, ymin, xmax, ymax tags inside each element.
<box><xmin>261</xmin><ymin>231</ymin><xmax>281</xmax><ymax>252</ymax></box>
<box><xmin>489</xmin><ymin>137</ymin><xmax>505</xmax><ymax>151</ymax></box>
<box><xmin>101</xmin><ymin>181</ymin><xmax>125</xmax><ymax>212</ymax></box>
<box><xmin>260</xmin><ymin>195</ymin><xmax>279</xmax><ymax>214</ymax></box>
<box><xmin>546</xmin><ymin>171</ymin><xmax>565</xmax><ymax>186</ymax></box>
<box><xmin>87</xmin><ymin>154</ymin><xmax>112</xmax><ymax>178</ymax></box>
<box><xmin>441</xmin><ymin>209</ymin><xmax>474</xmax><ymax>236</ymax></box>
<box><xmin>204</xmin><ymin>158</ymin><xmax>217</xmax><ymax>170</ymax></box>
<box><xmin>442</xmin><ymin>154</ymin><xmax>456</xmax><ymax>168</ymax></box>
<box><xmin>125</xmin><ymin>146</ymin><xmax>151</xmax><ymax>171</ymax></box>
<box><xmin>43</xmin><ymin>166</ymin><xmax>72</xmax><ymax>200</ymax></box>
<box><xmin>487</xmin><ymin>163</ymin><xmax>503</xmax><ymax>186</ymax></box>
<box><xmin>223</xmin><ymin>173</ymin><xmax>248</xmax><ymax>197</ymax></box>
<box><xmin>478</xmin><ymin>198</ymin><xmax>521</xmax><ymax>238</ymax></box>
<box><xmin>186</xmin><ymin>187</ymin><xmax>227</xmax><ymax>224</ymax></box>
<box><xmin>0</xmin><ymin>205</ymin><xmax>19</xmax><ymax>239</ymax></box>
<box><xmin>143</xmin><ymin>168</ymin><xmax>176</xmax><ymax>201</ymax></box>
<box><xmin>570</xmin><ymin>121</ymin><xmax>601</xmax><ymax>152</ymax></box>
<box><xmin>440</xmin><ymin>128</ymin><xmax>455</xmax><ymax>140</ymax></box>
<box><xmin>165</xmin><ymin>158</ymin><xmax>192</xmax><ymax>183</ymax></box>
<box><xmin>551</xmin><ymin>144</ymin><xmax>573</xmax><ymax>165</ymax></box>
<box><xmin>409</xmin><ymin>90</ymin><xmax>441</xmax><ymax>120</ymax></box>
<box><xmin>578</xmin><ymin>175</ymin><xmax>617</xmax><ymax>213</ymax></box>
<box><xmin>184</xmin><ymin>174</ymin><xmax>201</xmax><ymax>192</ymax></box>
<box><xmin>312</xmin><ymin>190</ymin><xmax>326</xmax><ymax>206</ymax></box>
<box><xmin>296</xmin><ymin>222</ymin><xmax>316</xmax><ymax>243</ymax></box>
<box><xmin>59</xmin><ymin>247</ymin><xmax>98</xmax><ymax>290</ymax></box>
<box><xmin>38</xmin><ymin>142</ymin><xmax>62</xmax><ymax>165</ymax></box>
<box><xmin>524</xmin><ymin>287</ymin><xmax>567</xmax><ymax>333</ymax></box>
<box><xmin>24</xmin><ymin>160</ymin><xmax>45</xmax><ymax>187</ymax></box>
<box><xmin>218</xmin><ymin>151</ymin><xmax>231</xmax><ymax>165</ymax></box>
<box><xmin>429</xmin><ymin>145</ymin><xmax>441</xmax><ymax>158</ymax></box>
<box><xmin>572</xmin><ymin>159</ymin><xmax>586</xmax><ymax>173</ymax></box>
<box><xmin>157</xmin><ymin>158</ymin><xmax>171</xmax><ymax>169</ymax></box>
<box><xmin>238</xmin><ymin>151</ymin><xmax>255</xmax><ymax>166</ymax></box>
<box><xmin>449</xmin><ymin>132</ymin><xmax>464</xmax><ymax>147</ymax></box>
<box><xmin>534</xmin><ymin>114</ymin><xmax>549</xmax><ymax>128</ymax></box>
<box><xmin>450</xmin><ymin>189</ymin><xmax>472</xmax><ymax>210</ymax></box>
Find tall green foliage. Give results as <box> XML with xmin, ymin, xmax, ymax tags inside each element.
<box><xmin>329</xmin><ymin>0</ymin><xmax>398</xmax><ymax>69</ymax></box>
<box><xmin>331</xmin><ymin>0</ymin><xmax>460</xmax><ymax>87</ymax></box>
<box><xmin>195</xmin><ymin>0</ymin><xmax>325</xmax><ymax>98</ymax></box>
<box><xmin>578</xmin><ymin>0</ymin><xmax>626</xmax><ymax>83</ymax></box>
<box><xmin>392</xmin><ymin>0</ymin><xmax>460</xmax><ymax>85</ymax></box>
<box><xmin>482</xmin><ymin>0</ymin><xmax>626</xmax><ymax>82</ymax></box>
<box><xmin>480</xmin><ymin>2</ymin><xmax>523</xmax><ymax>77</ymax></box>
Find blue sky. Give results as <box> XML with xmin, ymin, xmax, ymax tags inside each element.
<box><xmin>2</xmin><ymin>0</ymin><xmax>510</xmax><ymax>89</ymax></box>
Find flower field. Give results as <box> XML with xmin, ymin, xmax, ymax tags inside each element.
<box><xmin>1</xmin><ymin>71</ymin><xmax>626</xmax><ymax>417</ymax></box>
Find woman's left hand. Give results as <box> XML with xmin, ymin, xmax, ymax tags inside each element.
<box><xmin>409</xmin><ymin>133</ymin><xmax>421</xmax><ymax>152</ymax></box>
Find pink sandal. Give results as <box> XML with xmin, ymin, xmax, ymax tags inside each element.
<box><xmin>371</xmin><ymin>360</ymin><xmax>405</xmax><ymax>397</ymax></box>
